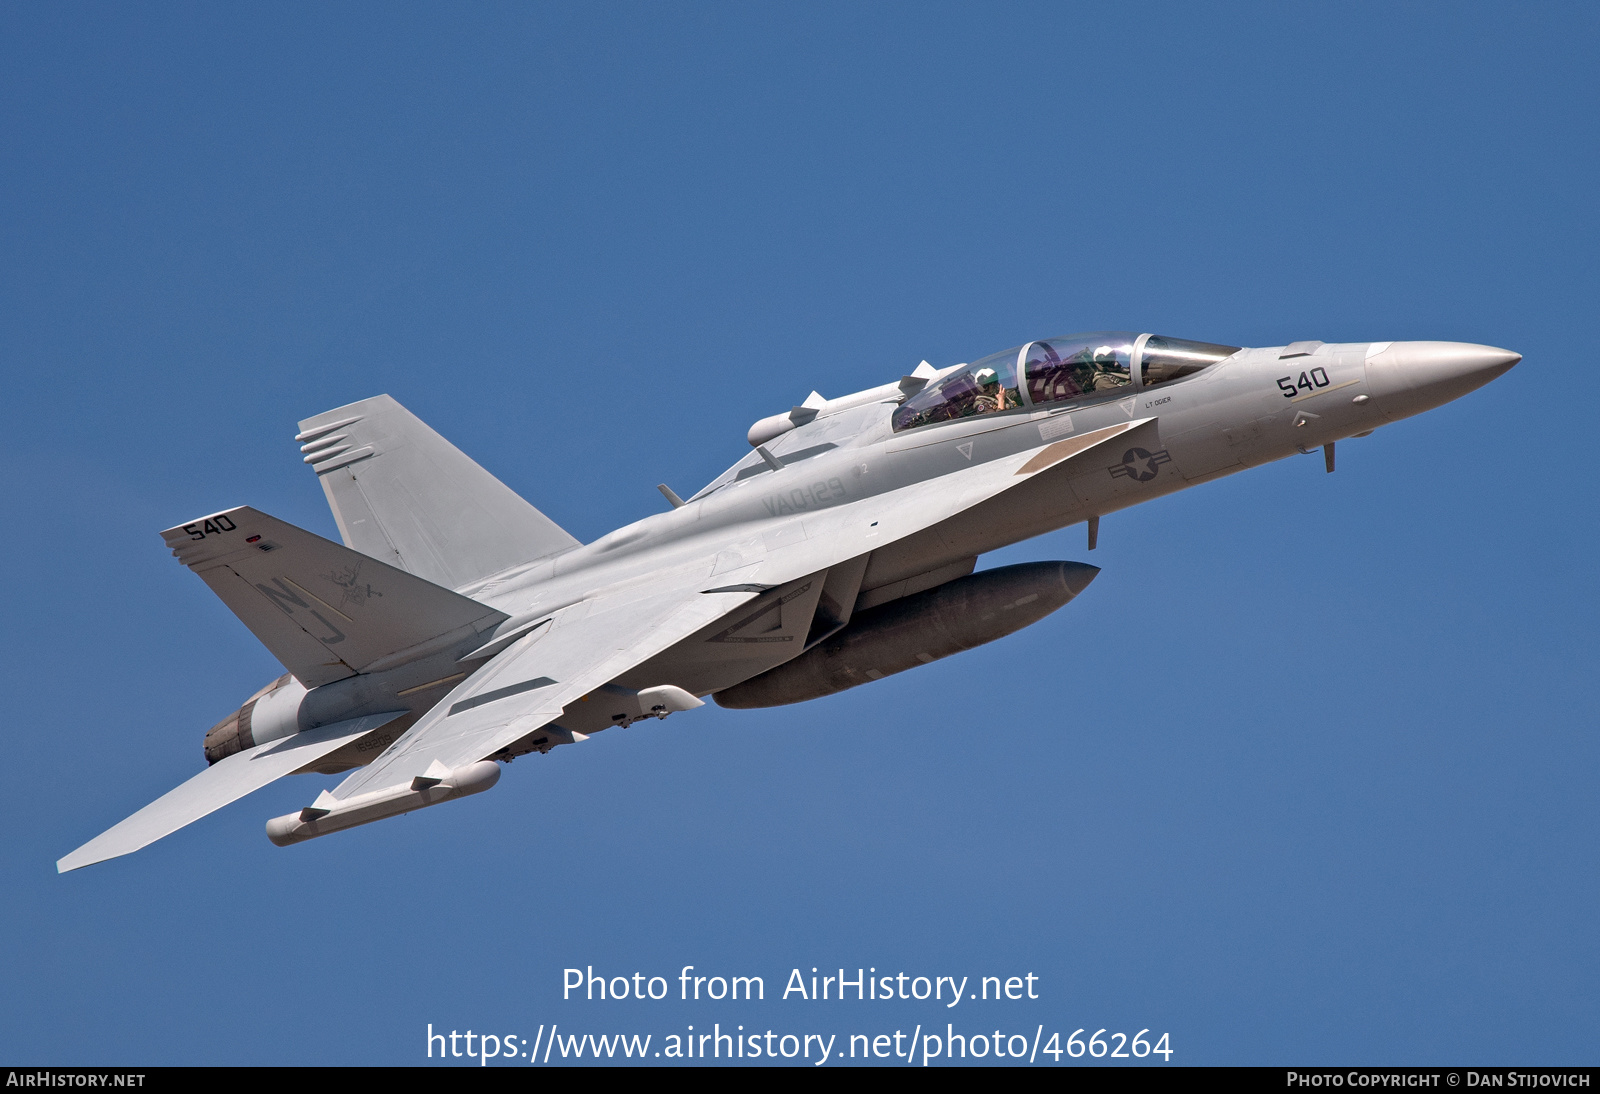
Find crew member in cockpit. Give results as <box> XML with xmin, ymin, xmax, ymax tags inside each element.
<box><xmin>1076</xmin><ymin>346</ymin><xmax>1127</xmax><ymax>392</ymax></box>
<box><xmin>970</xmin><ymin>367</ymin><xmax>1021</xmax><ymax>414</ymax></box>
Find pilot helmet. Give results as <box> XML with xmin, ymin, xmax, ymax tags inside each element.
<box><xmin>973</xmin><ymin>367</ymin><xmax>999</xmax><ymax>388</ymax></box>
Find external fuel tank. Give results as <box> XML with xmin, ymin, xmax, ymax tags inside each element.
<box><xmin>713</xmin><ymin>560</ymin><xmax>1098</xmax><ymax>708</ymax></box>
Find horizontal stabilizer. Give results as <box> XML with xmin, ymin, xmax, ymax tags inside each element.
<box><xmin>298</xmin><ymin>395</ymin><xmax>581</xmax><ymax>591</ymax></box>
<box><xmin>161</xmin><ymin>507</ymin><xmax>508</xmax><ymax>688</ymax></box>
<box><xmin>57</xmin><ymin>711</ymin><xmax>407</xmax><ymax>873</ymax></box>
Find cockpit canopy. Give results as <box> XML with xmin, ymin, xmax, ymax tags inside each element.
<box><xmin>1140</xmin><ymin>335</ymin><xmax>1240</xmax><ymax>386</ymax></box>
<box><xmin>891</xmin><ymin>331</ymin><xmax>1240</xmax><ymax>432</ymax></box>
<box><xmin>1023</xmin><ymin>333</ymin><xmax>1137</xmax><ymax>404</ymax></box>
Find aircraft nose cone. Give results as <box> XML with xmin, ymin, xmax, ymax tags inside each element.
<box><xmin>1391</xmin><ymin>341</ymin><xmax>1520</xmax><ymax>385</ymax></box>
<box><xmin>1365</xmin><ymin>341</ymin><xmax>1520</xmax><ymax>417</ymax></box>
<box><xmin>1058</xmin><ymin>561</ymin><xmax>1100</xmax><ymax>598</ymax></box>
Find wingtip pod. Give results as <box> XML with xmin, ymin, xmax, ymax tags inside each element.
<box><xmin>265</xmin><ymin>759</ymin><xmax>501</xmax><ymax>847</ymax></box>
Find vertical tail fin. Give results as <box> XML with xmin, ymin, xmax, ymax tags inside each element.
<box><xmin>297</xmin><ymin>395</ymin><xmax>580</xmax><ymax>591</ymax></box>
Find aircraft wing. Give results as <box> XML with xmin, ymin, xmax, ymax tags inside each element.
<box><xmin>56</xmin><ymin>710</ymin><xmax>407</xmax><ymax>872</ymax></box>
<box><xmin>326</xmin><ymin>575</ymin><xmax>762</xmax><ymax>800</ymax></box>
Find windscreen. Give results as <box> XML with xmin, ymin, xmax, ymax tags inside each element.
<box><xmin>1139</xmin><ymin>336</ymin><xmax>1241</xmax><ymax>387</ymax></box>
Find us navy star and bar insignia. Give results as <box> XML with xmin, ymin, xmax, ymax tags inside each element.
<box><xmin>1107</xmin><ymin>447</ymin><xmax>1172</xmax><ymax>482</ymax></box>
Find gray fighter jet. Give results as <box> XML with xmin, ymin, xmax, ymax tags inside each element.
<box><xmin>58</xmin><ymin>334</ymin><xmax>1518</xmax><ymax>871</ymax></box>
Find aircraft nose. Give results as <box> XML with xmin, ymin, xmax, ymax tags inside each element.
<box><xmin>1365</xmin><ymin>341</ymin><xmax>1520</xmax><ymax>416</ymax></box>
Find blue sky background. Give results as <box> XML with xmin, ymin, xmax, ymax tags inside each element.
<box><xmin>2</xmin><ymin>1</ymin><xmax>1595</xmax><ymax>1066</ymax></box>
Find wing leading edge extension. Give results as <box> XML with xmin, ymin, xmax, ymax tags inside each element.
<box><xmin>734</xmin><ymin>416</ymin><xmax>1159</xmax><ymax>592</ymax></box>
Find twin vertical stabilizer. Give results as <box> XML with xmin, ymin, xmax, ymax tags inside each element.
<box><xmin>297</xmin><ymin>394</ymin><xmax>580</xmax><ymax>592</ymax></box>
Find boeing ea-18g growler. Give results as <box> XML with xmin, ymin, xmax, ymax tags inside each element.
<box><xmin>58</xmin><ymin>334</ymin><xmax>1518</xmax><ymax>871</ymax></box>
